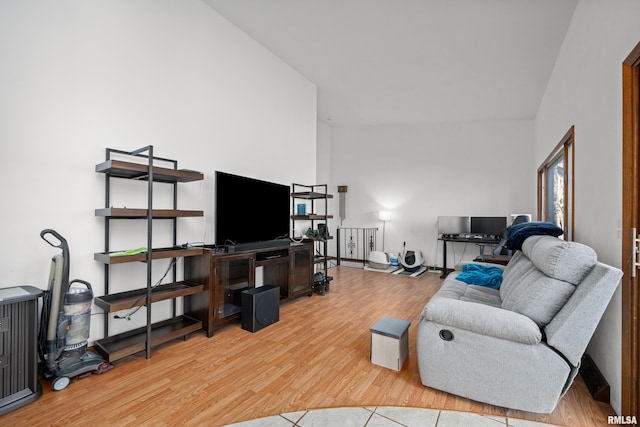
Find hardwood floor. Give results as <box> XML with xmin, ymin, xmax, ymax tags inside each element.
<box><xmin>4</xmin><ymin>266</ymin><xmax>613</xmax><ymax>426</ymax></box>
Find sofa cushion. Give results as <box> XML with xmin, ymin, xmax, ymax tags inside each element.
<box><xmin>522</xmin><ymin>235</ymin><xmax>597</xmax><ymax>285</ymax></box>
<box><xmin>501</xmin><ymin>269</ymin><xmax>576</xmax><ymax>327</ymax></box>
<box><xmin>461</xmin><ymin>285</ymin><xmax>502</xmax><ymax>307</ymax></box>
<box><xmin>435</xmin><ymin>276</ymin><xmax>468</xmax><ymax>300</ymax></box>
<box><xmin>499</xmin><ymin>235</ymin><xmax>596</xmax><ymax>327</ymax></box>
<box><xmin>500</xmin><ymin>251</ymin><xmax>536</xmax><ymax>304</ymax></box>
<box><xmin>437</xmin><ymin>275</ymin><xmax>502</xmax><ymax>307</ymax></box>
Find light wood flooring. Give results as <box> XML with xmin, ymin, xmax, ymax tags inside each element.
<box><xmin>4</xmin><ymin>266</ymin><xmax>613</xmax><ymax>426</ymax></box>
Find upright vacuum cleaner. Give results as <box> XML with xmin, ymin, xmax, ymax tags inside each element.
<box><xmin>38</xmin><ymin>229</ymin><xmax>111</xmax><ymax>391</ymax></box>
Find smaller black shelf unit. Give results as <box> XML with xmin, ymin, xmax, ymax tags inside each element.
<box><xmin>291</xmin><ymin>184</ymin><xmax>333</xmax><ymax>284</ymax></box>
<box><xmin>94</xmin><ymin>146</ymin><xmax>205</xmax><ymax>362</ymax></box>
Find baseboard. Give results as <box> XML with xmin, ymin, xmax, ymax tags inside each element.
<box><xmin>580</xmin><ymin>353</ymin><xmax>610</xmax><ymax>404</ymax></box>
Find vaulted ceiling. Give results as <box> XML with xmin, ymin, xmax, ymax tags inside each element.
<box><xmin>203</xmin><ymin>0</ymin><xmax>578</xmax><ymax>126</ymax></box>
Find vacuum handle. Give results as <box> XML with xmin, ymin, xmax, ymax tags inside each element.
<box><xmin>70</xmin><ymin>279</ymin><xmax>93</xmax><ymax>292</ymax></box>
<box><xmin>40</xmin><ymin>229</ymin><xmax>71</xmax><ymax>312</ymax></box>
<box><xmin>40</xmin><ymin>229</ymin><xmax>70</xmax><ymax>269</ymax></box>
<box><xmin>40</xmin><ymin>229</ymin><xmax>68</xmax><ymax>250</ymax></box>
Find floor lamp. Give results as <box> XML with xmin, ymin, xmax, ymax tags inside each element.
<box><xmin>379</xmin><ymin>210</ymin><xmax>391</xmax><ymax>251</ymax></box>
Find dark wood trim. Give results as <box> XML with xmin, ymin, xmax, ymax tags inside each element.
<box><xmin>539</xmin><ymin>126</ymin><xmax>574</xmax><ymax>167</ymax></box>
<box><xmin>537</xmin><ymin>126</ymin><xmax>574</xmax><ymax>239</ymax></box>
<box><xmin>537</xmin><ymin>168</ymin><xmax>543</xmax><ymax>221</ymax></box>
<box><xmin>581</xmin><ymin>353</ymin><xmax>611</xmax><ymax>404</ymax></box>
<box><xmin>568</xmin><ymin>126</ymin><xmax>575</xmax><ymax>241</ymax></box>
<box><xmin>622</xmin><ymin>41</ymin><xmax>640</xmax><ymax>417</ymax></box>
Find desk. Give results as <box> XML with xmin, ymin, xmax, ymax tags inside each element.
<box><xmin>480</xmin><ymin>254</ymin><xmax>512</xmax><ymax>266</ymax></box>
<box><xmin>438</xmin><ymin>236</ymin><xmax>500</xmax><ymax>278</ymax></box>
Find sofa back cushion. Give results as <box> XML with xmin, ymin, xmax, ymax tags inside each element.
<box><xmin>499</xmin><ymin>236</ymin><xmax>597</xmax><ymax>327</ymax></box>
<box><xmin>521</xmin><ymin>235</ymin><xmax>597</xmax><ymax>285</ymax></box>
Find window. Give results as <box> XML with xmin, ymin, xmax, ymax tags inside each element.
<box><xmin>537</xmin><ymin>126</ymin><xmax>574</xmax><ymax>240</ymax></box>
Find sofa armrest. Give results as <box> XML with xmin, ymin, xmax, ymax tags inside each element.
<box><xmin>422</xmin><ymin>297</ymin><xmax>542</xmax><ymax>345</ymax></box>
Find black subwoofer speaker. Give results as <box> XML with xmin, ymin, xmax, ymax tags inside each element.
<box><xmin>241</xmin><ymin>284</ymin><xmax>279</xmax><ymax>333</ymax></box>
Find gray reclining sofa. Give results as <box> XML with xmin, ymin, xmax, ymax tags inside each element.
<box><xmin>417</xmin><ymin>234</ymin><xmax>622</xmax><ymax>413</ymax></box>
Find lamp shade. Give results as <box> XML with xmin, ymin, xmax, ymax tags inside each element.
<box><xmin>379</xmin><ymin>210</ymin><xmax>391</xmax><ymax>221</ymax></box>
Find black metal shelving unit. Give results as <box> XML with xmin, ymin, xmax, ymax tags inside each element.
<box><xmin>291</xmin><ymin>183</ymin><xmax>333</xmax><ymax>286</ymax></box>
<box><xmin>93</xmin><ymin>146</ymin><xmax>205</xmax><ymax>362</ymax></box>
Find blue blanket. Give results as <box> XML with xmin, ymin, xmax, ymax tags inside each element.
<box><xmin>505</xmin><ymin>221</ymin><xmax>563</xmax><ymax>251</ymax></box>
<box><xmin>456</xmin><ymin>264</ymin><xmax>503</xmax><ymax>289</ymax></box>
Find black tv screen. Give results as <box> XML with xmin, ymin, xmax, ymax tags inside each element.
<box><xmin>437</xmin><ymin>216</ymin><xmax>471</xmax><ymax>235</ymax></box>
<box><xmin>470</xmin><ymin>216</ymin><xmax>507</xmax><ymax>237</ymax></box>
<box><xmin>215</xmin><ymin>171</ymin><xmax>290</xmax><ymax>246</ymax></box>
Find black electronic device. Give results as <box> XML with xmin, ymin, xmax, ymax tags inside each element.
<box><xmin>317</xmin><ymin>223</ymin><xmax>328</xmax><ymax>239</ymax></box>
<box><xmin>241</xmin><ymin>285</ymin><xmax>280</xmax><ymax>333</ymax></box>
<box><xmin>438</xmin><ymin>216</ymin><xmax>471</xmax><ymax>236</ymax></box>
<box><xmin>215</xmin><ymin>171</ymin><xmax>290</xmax><ymax>247</ymax></box>
<box><xmin>225</xmin><ymin>282</ymin><xmax>249</xmax><ymax>309</ymax></box>
<box><xmin>470</xmin><ymin>216</ymin><xmax>507</xmax><ymax>238</ymax></box>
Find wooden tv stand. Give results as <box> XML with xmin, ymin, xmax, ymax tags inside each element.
<box><xmin>183</xmin><ymin>241</ymin><xmax>313</xmax><ymax>337</ymax></box>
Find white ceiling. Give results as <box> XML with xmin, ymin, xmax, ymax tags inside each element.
<box><xmin>202</xmin><ymin>0</ymin><xmax>578</xmax><ymax>126</ymax></box>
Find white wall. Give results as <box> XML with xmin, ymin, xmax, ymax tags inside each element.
<box><xmin>317</xmin><ymin>121</ymin><xmax>332</xmax><ymax>185</ymax></box>
<box><xmin>534</xmin><ymin>0</ymin><xmax>640</xmax><ymax>415</ymax></box>
<box><xmin>0</xmin><ymin>1</ymin><xmax>316</xmax><ymax>341</ymax></box>
<box><xmin>329</xmin><ymin>120</ymin><xmax>535</xmax><ymax>268</ymax></box>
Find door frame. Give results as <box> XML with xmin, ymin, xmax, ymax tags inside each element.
<box><xmin>622</xmin><ymin>40</ymin><xmax>640</xmax><ymax>416</ymax></box>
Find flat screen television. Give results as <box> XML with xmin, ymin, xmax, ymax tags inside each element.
<box><xmin>215</xmin><ymin>171</ymin><xmax>290</xmax><ymax>247</ymax></box>
<box><xmin>437</xmin><ymin>216</ymin><xmax>470</xmax><ymax>236</ymax></box>
<box><xmin>470</xmin><ymin>216</ymin><xmax>507</xmax><ymax>237</ymax></box>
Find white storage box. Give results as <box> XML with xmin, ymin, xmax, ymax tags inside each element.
<box><xmin>370</xmin><ymin>316</ymin><xmax>411</xmax><ymax>371</ymax></box>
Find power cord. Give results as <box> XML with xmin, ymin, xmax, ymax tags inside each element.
<box><xmin>113</xmin><ymin>249</ymin><xmax>185</xmax><ymax>321</ymax></box>
<box><xmin>289</xmin><ymin>229</ymin><xmax>305</xmax><ymax>244</ymax></box>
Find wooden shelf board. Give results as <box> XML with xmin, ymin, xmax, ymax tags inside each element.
<box><xmin>95</xmin><ymin>208</ymin><xmax>204</xmax><ymax>218</ymax></box>
<box><xmin>94</xmin><ymin>247</ymin><xmax>205</xmax><ymax>264</ymax></box>
<box><xmin>291</xmin><ymin>214</ymin><xmax>334</xmax><ymax>220</ymax></box>
<box><xmin>291</xmin><ymin>191</ymin><xmax>333</xmax><ymax>199</ymax></box>
<box><xmin>94</xmin><ymin>316</ymin><xmax>202</xmax><ymax>362</ymax></box>
<box><xmin>95</xmin><ymin>159</ymin><xmax>203</xmax><ymax>183</ymax></box>
<box><xmin>94</xmin><ymin>281</ymin><xmax>204</xmax><ymax>312</ymax></box>
<box><xmin>298</xmin><ymin>237</ymin><xmax>333</xmax><ymax>242</ymax></box>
